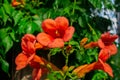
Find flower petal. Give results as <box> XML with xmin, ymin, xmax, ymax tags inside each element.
<box><xmin>101</xmin><ymin>32</ymin><xmax>118</xmax><ymax>43</ymax></box>
<box><xmin>15</xmin><ymin>53</ymin><xmax>28</xmax><ymax>70</ymax></box>
<box><xmin>93</xmin><ymin>59</ymin><xmax>113</xmax><ymax>77</ymax></box>
<box><xmin>106</xmin><ymin>44</ymin><xmax>117</xmax><ymax>55</ymax></box>
<box><xmin>98</xmin><ymin>48</ymin><xmax>110</xmax><ymax>62</ymax></box>
<box><xmin>55</xmin><ymin>16</ymin><xmax>69</xmax><ymax>30</ymax></box>
<box><xmin>63</xmin><ymin>26</ymin><xmax>75</xmax><ymax>41</ymax></box>
<box><xmin>98</xmin><ymin>59</ymin><xmax>113</xmax><ymax>77</ymax></box>
<box><xmin>36</xmin><ymin>32</ymin><xmax>53</xmax><ymax>46</ymax></box>
<box><xmin>42</xmin><ymin>19</ymin><xmax>57</xmax><ymax>37</ymax></box>
<box><xmin>27</xmin><ymin>53</ymin><xmax>35</xmax><ymax>64</ymax></box>
<box><xmin>35</xmin><ymin>42</ymin><xmax>43</xmax><ymax>50</ymax></box>
<box><xmin>98</xmin><ymin>39</ymin><xmax>105</xmax><ymax>48</ymax></box>
<box><xmin>48</xmin><ymin>38</ymin><xmax>64</xmax><ymax>48</ymax></box>
<box><xmin>22</xmin><ymin>34</ymin><xmax>36</xmax><ymax>42</ymax></box>
<box><xmin>32</xmin><ymin>68</ymin><xmax>42</xmax><ymax>80</ymax></box>
<box><xmin>21</xmin><ymin>34</ymin><xmax>36</xmax><ymax>54</ymax></box>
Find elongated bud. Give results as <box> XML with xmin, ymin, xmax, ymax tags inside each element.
<box><xmin>62</xmin><ymin>65</ymin><xmax>68</xmax><ymax>73</ymax></box>
<box><xmin>80</xmin><ymin>38</ymin><xmax>88</xmax><ymax>46</ymax></box>
<box><xmin>84</xmin><ymin>42</ymin><xmax>98</xmax><ymax>49</ymax></box>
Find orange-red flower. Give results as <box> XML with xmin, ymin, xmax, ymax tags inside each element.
<box><xmin>98</xmin><ymin>32</ymin><xmax>118</xmax><ymax>62</ymax></box>
<box><xmin>98</xmin><ymin>32</ymin><xmax>118</xmax><ymax>55</ymax></box>
<box><xmin>15</xmin><ymin>34</ymin><xmax>45</xmax><ymax>71</ymax></box>
<box><xmin>15</xmin><ymin>53</ymin><xmax>48</xmax><ymax>80</ymax></box>
<box><xmin>36</xmin><ymin>16</ymin><xmax>75</xmax><ymax>48</ymax></box>
<box><xmin>72</xmin><ymin>58</ymin><xmax>113</xmax><ymax>78</ymax></box>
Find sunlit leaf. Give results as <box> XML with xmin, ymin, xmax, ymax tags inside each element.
<box><xmin>12</xmin><ymin>11</ymin><xmax>24</xmax><ymax>26</ymax></box>
<box><xmin>25</xmin><ymin>21</ymin><xmax>41</xmax><ymax>34</ymax></box>
<box><xmin>3</xmin><ymin>3</ymin><xmax>14</xmax><ymax>15</ymax></box>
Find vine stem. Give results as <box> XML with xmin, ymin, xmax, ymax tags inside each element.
<box><xmin>62</xmin><ymin>49</ymin><xmax>69</xmax><ymax>66</ymax></box>
<box><xmin>65</xmin><ymin>54</ymin><xmax>69</xmax><ymax>66</ymax></box>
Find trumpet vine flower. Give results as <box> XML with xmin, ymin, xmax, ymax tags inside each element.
<box><xmin>98</xmin><ymin>32</ymin><xmax>118</xmax><ymax>61</ymax></box>
<box><xmin>37</xmin><ymin>16</ymin><xmax>75</xmax><ymax>48</ymax></box>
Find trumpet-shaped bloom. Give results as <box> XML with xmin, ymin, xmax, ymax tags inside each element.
<box><xmin>98</xmin><ymin>32</ymin><xmax>118</xmax><ymax>55</ymax></box>
<box><xmin>15</xmin><ymin>34</ymin><xmax>45</xmax><ymax>71</ymax></box>
<box><xmin>37</xmin><ymin>16</ymin><xmax>75</xmax><ymax>48</ymax></box>
<box><xmin>72</xmin><ymin>59</ymin><xmax>113</xmax><ymax>78</ymax></box>
<box><xmin>98</xmin><ymin>32</ymin><xmax>118</xmax><ymax>62</ymax></box>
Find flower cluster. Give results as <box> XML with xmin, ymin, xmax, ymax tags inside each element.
<box><xmin>15</xmin><ymin>16</ymin><xmax>118</xmax><ymax>80</ymax></box>
<box><xmin>15</xmin><ymin>16</ymin><xmax>75</xmax><ymax>80</ymax></box>
<box><xmin>73</xmin><ymin>32</ymin><xmax>118</xmax><ymax>78</ymax></box>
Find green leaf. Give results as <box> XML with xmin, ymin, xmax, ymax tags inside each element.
<box><xmin>89</xmin><ymin>0</ymin><xmax>102</xmax><ymax>9</ymax></box>
<box><xmin>49</xmin><ymin>48</ymin><xmax>61</xmax><ymax>56</ymax></box>
<box><xmin>4</xmin><ymin>0</ymin><xmax>9</xmax><ymax>4</ymax></box>
<box><xmin>69</xmin><ymin>40</ymin><xmax>79</xmax><ymax>46</ymax></box>
<box><xmin>3</xmin><ymin>3</ymin><xmax>14</xmax><ymax>15</ymax></box>
<box><xmin>18</xmin><ymin>17</ymin><xmax>29</xmax><ymax>34</ymax></box>
<box><xmin>12</xmin><ymin>11</ymin><xmax>24</xmax><ymax>26</ymax></box>
<box><xmin>2</xmin><ymin>34</ymin><xmax>13</xmax><ymax>53</ymax></box>
<box><xmin>78</xmin><ymin>16</ymin><xmax>86</xmax><ymax>28</ymax></box>
<box><xmin>92</xmin><ymin>70</ymin><xmax>108</xmax><ymax>80</ymax></box>
<box><xmin>0</xmin><ymin>56</ymin><xmax>9</xmax><ymax>73</ymax></box>
<box><xmin>25</xmin><ymin>21</ymin><xmax>41</xmax><ymax>34</ymax></box>
<box><xmin>9</xmin><ymin>30</ymin><xmax>19</xmax><ymax>42</ymax></box>
<box><xmin>0</xmin><ymin>28</ymin><xmax>13</xmax><ymax>54</ymax></box>
<box><xmin>47</xmin><ymin>72</ymin><xmax>57</xmax><ymax>80</ymax></box>
<box><xmin>0</xmin><ymin>7</ymin><xmax>9</xmax><ymax>24</ymax></box>
<box><xmin>47</xmin><ymin>71</ymin><xmax>63</xmax><ymax>80</ymax></box>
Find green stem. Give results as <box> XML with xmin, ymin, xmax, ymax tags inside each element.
<box><xmin>72</xmin><ymin>0</ymin><xmax>76</xmax><ymax>15</ymax></box>
<box><xmin>62</xmin><ymin>49</ymin><xmax>69</xmax><ymax>66</ymax></box>
<box><xmin>47</xmin><ymin>53</ymin><xmax>51</xmax><ymax>62</ymax></box>
<box><xmin>87</xmin><ymin>23</ymin><xmax>98</xmax><ymax>40</ymax></box>
<box><xmin>65</xmin><ymin>54</ymin><xmax>69</xmax><ymax>66</ymax></box>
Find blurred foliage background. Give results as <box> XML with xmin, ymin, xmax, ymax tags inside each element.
<box><xmin>0</xmin><ymin>0</ymin><xmax>120</xmax><ymax>80</ymax></box>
